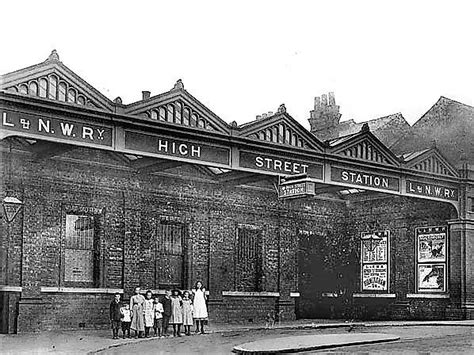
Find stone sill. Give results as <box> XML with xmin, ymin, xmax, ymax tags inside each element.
<box><xmin>146</xmin><ymin>289</ymin><xmax>210</xmax><ymax>296</ymax></box>
<box><xmin>40</xmin><ymin>287</ymin><xmax>124</xmax><ymax>294</ymax></box>
<box><xmin>0</xmin><ymin>285</ymin><xmax>22</xmax><ymax>292</ymax></box>
<box><xmin>290</xmin><ymin>292</ymin><xmax>300</xmax><ymax>297</ymax></box>
<box><xmin>353</xmin><ymin>293</ymin><xmax>396</xmax><ymax>298</ymax></box>
<box><xmin>222</xmin><ymin>291</ymin><xmax>280</xmax><ymax>297</ymax></box>
<box><xmin>406</xmin><ymin>293</ymin><xmax>450</xmax><ymax>299</ymax></box>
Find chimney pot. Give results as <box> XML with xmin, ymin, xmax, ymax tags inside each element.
<box><xmin>256</xmin><ymin>115</ymin><xmax>262</xmax><ymax>120</ymax></box>
<box><xmin>321</xmin><ymin>94</ymin><xmax>328</xmax><ymax>106</ymax></box>
<box><xmin>142</xmin><ymin>91</ymin><xmax>151</xmax><ymax>100</ymax></box>
<box><xmin>262</xmin><ymin>113</ymin><xmax>267</xmax><ymax>119</ymax></box>
<box><xmin>268</xmin><ymin>111</ymin><xmax>273</xmax><ymax>116</ymax></box>
<box><xmin>328</xmin><ymin>92</ymin><xmax>336</xmax><ymax>106</ymax></box>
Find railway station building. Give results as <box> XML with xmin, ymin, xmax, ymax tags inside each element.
<box><xmin>1</xmin><ymin>51</ymin><xmax>473</xmax><ymax>333</ymax></box>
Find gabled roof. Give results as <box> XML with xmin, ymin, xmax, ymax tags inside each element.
<box><xmin>124</xmin><ymin>80</ymin><xmax>230</xmax><ymax>134</ymax></box>
<box><xmin>331</xmin><ymin>113</ymin><xmax>410</xmax><ymax>147</ymax></box>
<box><xmin>390</xmin><ymin>96</ymin><xmax>474</xmax><ymax>166</ymax></box>
<box><xmin>328</xmin><ymin>124</ymin><xmax>400</xmax><ymax>166</ymax></box>
<box><xmin>237</xmin><ymin>104</ymin><xmax>325</xmax><ymax>151</ymax></box>
<box><xmin>0</xmin><ymin>50</ymin><xmax>114</xmax><ymax>111</ymax></box>
<box><xmin>401</xmin><ymin>147</ymin><xmax>458</xmax><ymax>177</ymax></box>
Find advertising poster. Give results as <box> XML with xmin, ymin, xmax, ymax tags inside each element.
<box><xmin>362</xmin><ymin>264</ymin><xmax>388</xmax><ymax>290</ymax></box>
<box><xmin>361</xmin><ymin>231</ymin><xmax>388</xmax><ymax>263</ymax></box>
<box><xmin>417</xmin><ymin>264</ymin><xmax>446</xmax><ymax>292</ymax></box>
<box><xmin>417</xmin><ymin>231</ymin><xmax>446</xmax><ymax>263</ymax></box>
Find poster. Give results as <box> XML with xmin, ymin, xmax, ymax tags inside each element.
<box><xmin>362</xmin><ymin>264</ymin><xmax>388</xmax><ymax>290</ymax></box>
<box><xmin>417</xmin><ymin>231</ymin><xmax>446</xmax><ymax>263</ymax></box>
<box><xmin>417</xmin><ymin>264</ymin><xmax>445</xmax><ymax>292</ymax></box>
<box><xmin>361</xmin><ymin>231</ymin><xmax>388</xmax><ymax>263</ymax></box>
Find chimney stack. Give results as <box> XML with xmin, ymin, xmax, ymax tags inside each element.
<box><xmin>308</xmin><ymin>92</ymin><xmax>341</xmax><ymax>140</ymax></box>
<box><xmin>142</xmin><ymin>91</ymin><xmax>151</xmax><ymax>100</ymax></box>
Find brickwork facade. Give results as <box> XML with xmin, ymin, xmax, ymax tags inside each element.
<box><xmin>0</xmin><ymin>146</ymin><xmax>346</xmax><ymax>332</ymax></box>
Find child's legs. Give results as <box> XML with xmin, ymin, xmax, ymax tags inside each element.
<box><xmin>195</xmin><ymin>319</ymin><xmax>200</xmax><ymax>332</ymax></box>
<box><xmin>177</xmin><ymin>324</ymin><xmax>181</xmax><ymax>335</ymax></box>
<box><xmin>156</xmin><ymin>319</ymin><xmax>162</xmax><ymax>336</ymax></box>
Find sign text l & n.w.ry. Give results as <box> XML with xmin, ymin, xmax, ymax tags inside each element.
<box><xmin>331</xmin><ymin>167</ymin><xmax>399</xmax><ymax>191</ymax></box>
<box><xmin>406</xmin><ymin>180</ymin><xmax>458</xmax><ymax>201</ymax></box>
<box><xmin>1</xmin><ymin>111</ymin><xmax>113</xmax><ymax>147</ymax></box>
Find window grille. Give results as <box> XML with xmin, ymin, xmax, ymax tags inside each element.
<box><xmin>64</xmin><ymin>215</ymin><xmax>96</xmax><ymax>283</ymax></box>
<box><xmin>155</xmin><ymin>222</ymin><xmax>186</xmax><ymax>289</ymax></box>
<box><xmin>235</xmin><ymin>227</ymin><xmax>263</xmax><ymax>292</ymax></box>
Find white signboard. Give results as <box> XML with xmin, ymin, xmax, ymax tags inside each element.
<box><xmin>418</xmin><ymin>264</ymin><xmax>446</xmax><ymax>292</ymax></box>
<box><xmin>362</xmin><ymin>264</ymin><xmax>388</xmax><ymax>291</ymax></box>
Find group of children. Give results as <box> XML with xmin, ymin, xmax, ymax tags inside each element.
<box><xmin>109</xmin><ymin>281</ymin><xmax>208</xmax><ymax>339</ymax></box>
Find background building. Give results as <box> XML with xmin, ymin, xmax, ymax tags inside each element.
<box><xmin>1</xmin><ymin>51</ymin><xmax>473</xmax><ymax>333</ymax></box>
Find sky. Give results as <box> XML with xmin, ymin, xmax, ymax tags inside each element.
<box><xmin>2</xmin><ymin>0</ymin><xmax>474</xmax><ymax>128</ymax></box>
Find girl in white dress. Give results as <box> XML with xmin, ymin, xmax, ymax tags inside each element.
<box><xmin>143</xmin><ymin>290</ymin><xmax>155</xmax><ymax>337</ymax></box>
<box><xmin>192</xmin><ymin>281</ymin><xmax>208</xmax><ymax>334</ymax></box>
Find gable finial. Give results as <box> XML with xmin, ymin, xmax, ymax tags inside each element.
<box><xmin>361</xmin><ymin>123</ymin><xmax>370</xmax><ymax>132</ymax></box>
<box><xmin>278</xmin><ymin>103</ymin><xmax>286</xmax><ymax>113</ymax></box>
<box><xmin>173</xmin><ymin>79</ymin><xmax>184</xmax><ymax>91</ymax></box>
<box><xmin>46</xmin><ymin>49</ymin><xmax>60</xmax><ymax>62</ymax></box>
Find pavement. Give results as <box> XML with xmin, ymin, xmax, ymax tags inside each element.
<box><xmin>232</xmin><ymin>333</ymin><xmax>400</xmax><ymax>354</ymax></box>
<box><xmin>0</xmin><ymin>319</ymin><xmax>473</xmax><ymax>355</ymax></box>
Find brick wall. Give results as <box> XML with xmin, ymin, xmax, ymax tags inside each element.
<box><xmin>1</xmin><ymin>144</ymin><xmax>346</xmax><ymax>332</ymax></box>
<box><xmin>298</xmin><ymin>194</ymin><xmax>460</xmax><ymax>320</ymax></box>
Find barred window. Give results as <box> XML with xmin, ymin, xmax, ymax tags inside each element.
<box><xmin>155</xmin><ymin>222</ymin><xmax>187</xmax><ymax>289</ymax></box>
<box><xmin>64</xmin><ymin>215</ymin><xmax>97</xmax><ymax>284</ymax></box>
<box><xmin>235</xmin><ymin>226</ymin><xmax>263</xmax><ymax>292</ymax></box>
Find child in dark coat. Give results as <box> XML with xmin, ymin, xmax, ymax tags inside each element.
<box><xmin>109</xmin><ymin>293</ymin><xmax>122</xmax><ymax>339</ymax></box>
<box><xmin>162</xmin><ymin>290</ymin><xmax>172</xmax><ymax>337</ymax></box>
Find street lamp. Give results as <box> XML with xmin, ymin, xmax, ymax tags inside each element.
<box><xmin>2</xmin><ymin>196</ymin><xmax>23</xmax><ymax>223</ymax></box>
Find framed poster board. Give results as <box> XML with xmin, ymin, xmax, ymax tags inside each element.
<box><xmin>417</xmin><ymin>230</ymin><xmax>446</xmax><ymax>263</ymax></box>
<box><xmin>417</xmin><ymin>264</ymin><xmax>446</xmax><ymax>292</ymax></box>
<box><xmin>361</xmin><ymin>231</ymin><xmax>388</xmax><ymax>263</ymax></box>
<box><xmin>360</xmin><ymin>230</ymin><xmax>390</xmax><ymax>292</ymax></box>
<box><xmin>362</xmin><ymin>264</ymin><xmax>388</xmax><ymax>291</ymax></box>
<box><xmin>415</xmin><ymin>226</ymin><xmax>448</xmax><ymax>293</ymax></box>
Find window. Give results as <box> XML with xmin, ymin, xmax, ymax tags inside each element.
<box><xmin>167</xmin><ymin>105</ymin><xmax>174</xmax><ymax>123</ymax></box>
<box><xmin>155</xmin><ymin>222</ymin><xmax>187</xmax><ymax>289</ymax></box>
<box><xmin>77</xmin><ymin>95</ymin><xmax>86</xmax><ymax>105</ymax></box>
<box><xmin>39</xmin><ymin>78</ymin><xmax>48</xmax><ymax>97</ymax></box>
<box><xmin>67</xmin><ymin>89</ymin><xmax>76</xmax><ymax>103</ymax></box>
<box><xmin>19</xmin><ymin>84</ymin><xmax>28</xmax><ymax>95</ymax></box>
<box><xmin>415</xmin><ymin>226</ymin><xmax>447</xmax><ymax>292</ymax></box>
<box><xmin>48</xmin><ymin>75</ymin><xmax>58</xmax><ymax>99</ymax></box>
<box><xmin>29</xmin><ymin>81</ymin><xmax>38</xmax><ymax>96</ymax></box>
<box><xmin>159</xmin><ymin>107</ymin><xmax>166</xmax><ymax>121</ymax></box>
<box><xmin>190</xmin><ymin>114</ymin><xmax>198</xmax><ymax>127</ymax></box>
<box><xmin>183</xmin><ymin>108</ymin><xmax>190</xmax><ymax>125</ymax></box>
<box><xmin>151</xmin><ymin>110</ymin><xmax>158</xmax><ymax>120</ymax></box>
<box><xmin>235</xmin><ymin>226</ymin><xmax>263</xmax><ymax>292</ymax></box>
<box><xmin>58</xmin><ymin>82</ymin><xmax>67</xmax><ymax>101</ymax></box>
<box><xmin>360</xmin><ymin>230</ymin><xmax>389</xmax><ymax>292</ymax></box>
<box><xmin>64</xmin><ymin>214</ymin><xmax>98</xmax><ymax>285</ymax></box>
<box><xmin>175</xmin><ymin>102</ymin><xmax>182</xmax><ymax>124</ymax></box>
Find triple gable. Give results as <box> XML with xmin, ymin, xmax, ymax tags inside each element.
<box><xmin>403</xmin><ymin>148</ymin><xmax>458</xmax><ymax>177</ymax></box>
<box><xmin>0</xmin><ymin>51</ymin><xmax>113</xmax><ymax>111</ymax></box>
<box><xmin>329</xmin><ymin>129</ymin><xmax>400</xmax><ymax>166</ymax></box>
<box><xmin>238</xmin><ymin>108</ymin><xmax>325</xmax><ymax>151</ymax></box>
<box><xmin>124</xmin><ymin>82</ymin><xmax>230</xmax><ymax>134</ymax></box>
